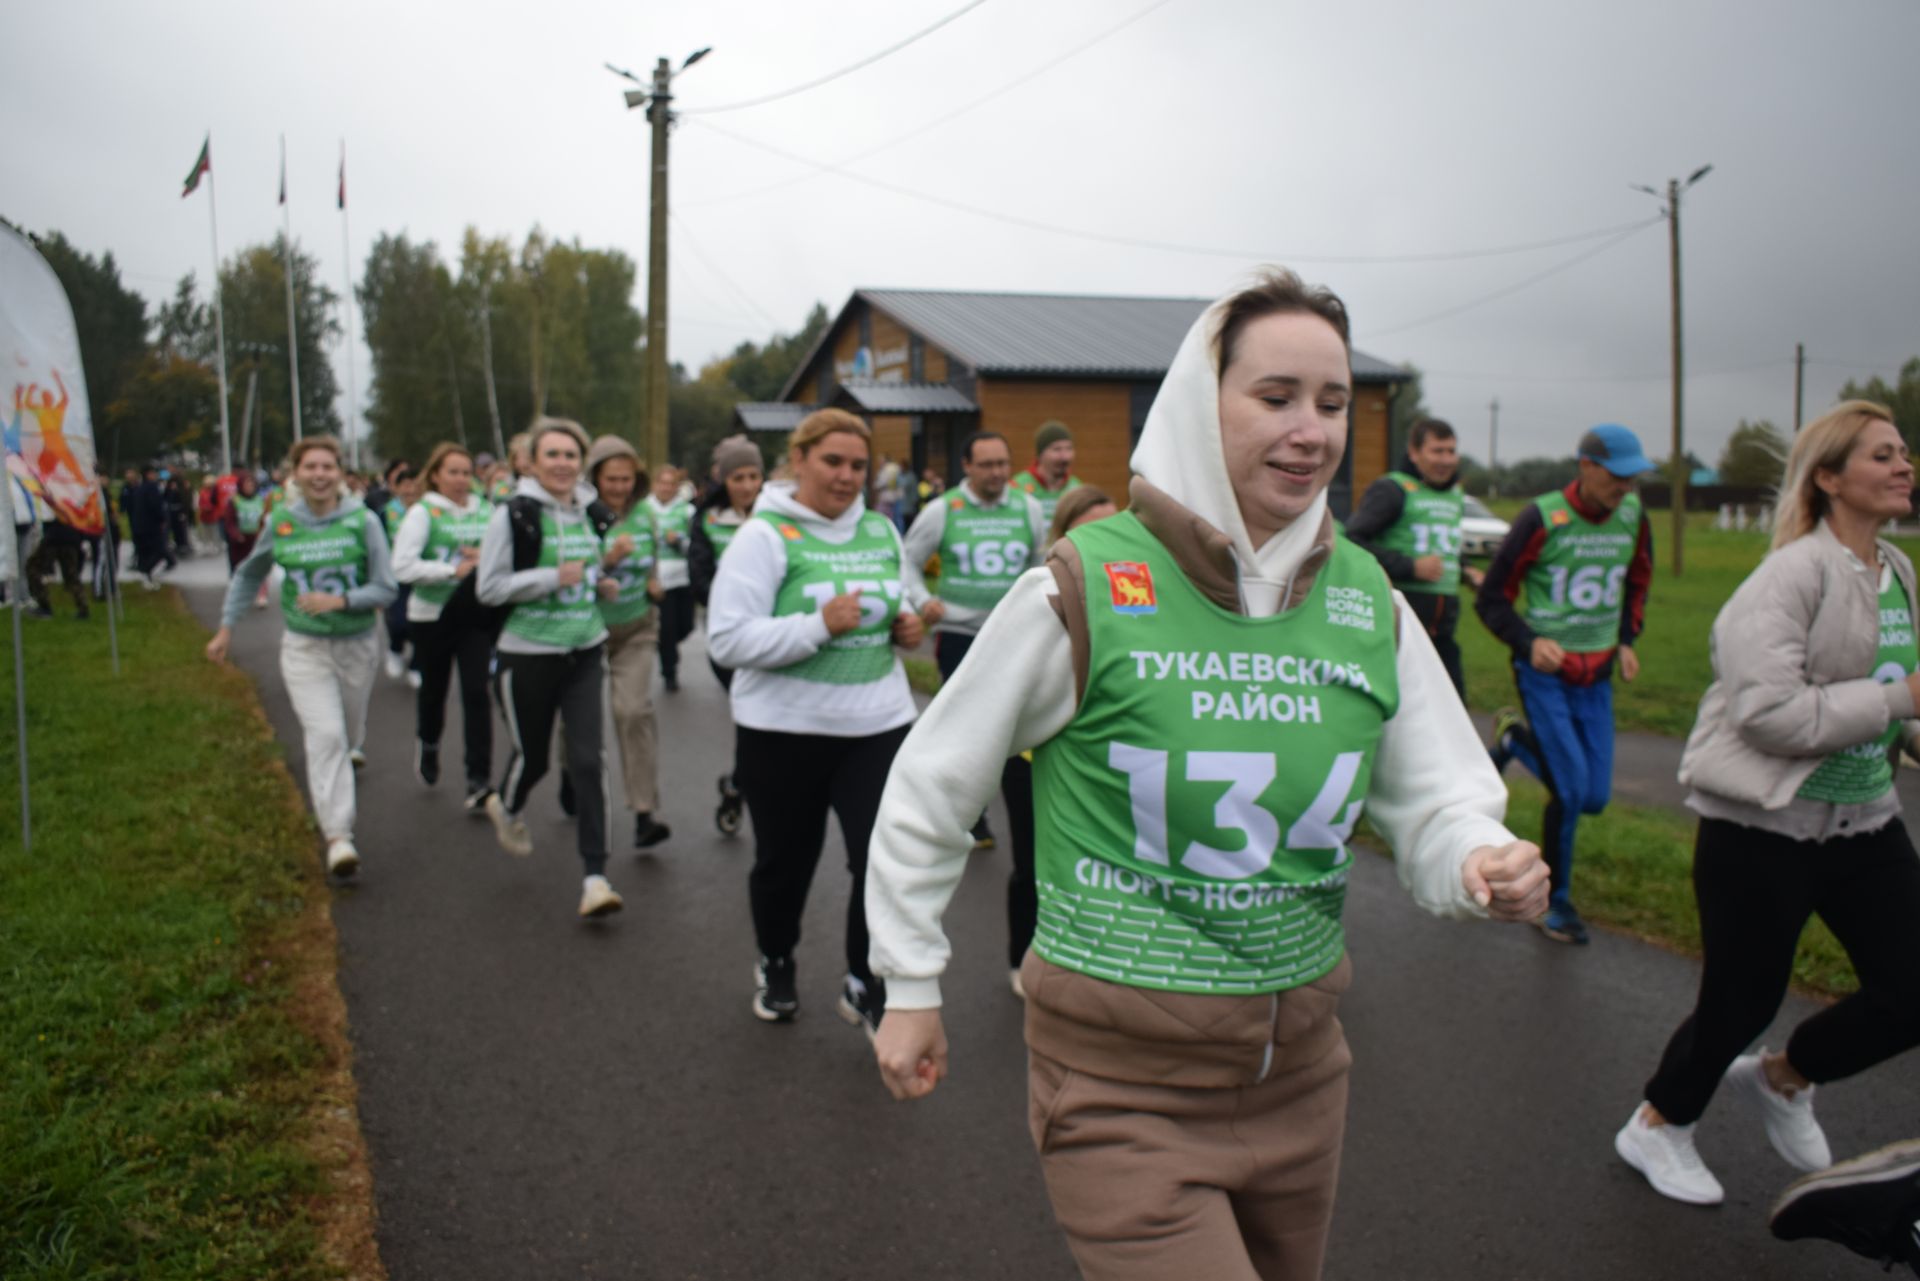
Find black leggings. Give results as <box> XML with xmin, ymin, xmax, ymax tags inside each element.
<box><xmin>735</xmin><ymin>722</ymin><xmax>909</xmax><ymax>987</ymax></box>
<box><xmin>412</xmin><ymin>607</ymin><xmax>494</xmax><ymax>787</ymax></box>
<box><xmin>657</xmin><ymin>586</ymin><xmax>695</xmax><ymax>680</ymax></box>
<box><xmin>495</xmin><ymin>647</ymin><xmax>609</xmax><ymax>876</ymax></box>
<box><xmin>1644</xmin><ymin>815</ymin><xmax>1920</xmax><ymax>1124</ymax></box>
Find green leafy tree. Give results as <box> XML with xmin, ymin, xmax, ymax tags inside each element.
<box><xmin>1385</xmin><ymin>363</ymin><xmax>1428</xmax><ymax>464</ymax></box>
<box><xmin>35</xmin><ymin>231</ymin><xmax>149</xmax><ymax>467</ymax></box>
<box><xmin>359</xmin><ymin>231</ymin><xmax>467</xmax><ymax>466</ymax></box>
<box><xmin>207</xmin><ymin>236</ymin><xmax>341</xmax><ymax>466</ymax></box>
<box><xmin>107</xmin><ymin>351</ymin><xmax>221</xmax><ymax>466</ymax></box>
<box><xmin>1839</xmin><ymin>358</ymin><xmax>1920</xmax><ymax>451</ymax></box>
<box><xmin>1717</xmin><ymin>419</ymin><xmax>1788</xmax><ymax>488</ymax></box>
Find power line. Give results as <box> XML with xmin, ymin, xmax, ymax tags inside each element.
<box><xmin>1355</xmin><ymin>220</ymin><xmax>1660</xmax><ymax>341</ymax></box>
<box><xmin>1420</xmin><ymin>355</ymin><xmax>1793</xmax><ymax>386</ymax></box>
<box><xmin>688</xmin><ymin>116</ymin><xmax>1666</xmax><ymax>266</ymax></box>
<box><xmin>677</xmin><ymin>0</ymin><xmax>992</xmax><ymax>115</ymax></box>
<box><xmin>670</xmin><ymin>212</ymin><xmax>782</xmax><ymax>331</ymax></box>
<box><xmin>685</xmin><ymin>0</ymin><xmax>1183</xmax><ymax>209</ymax></box>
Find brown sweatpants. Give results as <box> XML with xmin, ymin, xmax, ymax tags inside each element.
<box><xmin>604</xmin><ymin>612</ymin><xmax>660</xmax><ymax>813</ymax></box>
<box><xmin>1028</xmin><ymin>1032</ymin><xmax>1351</xmax><ymax>1280</ymax></box>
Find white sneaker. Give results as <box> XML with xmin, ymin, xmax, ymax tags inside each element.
<box><xmin>405</xmin><ymin>669</ymin><xmax>422</xmax><ymax>689</ymax></box>
<box><xmin>325</xmin><ymin>838</ymin><xmax>360</xmax><ymax>878</ymax></box>
<box><xmin>348</xmin><ymin>748</ymin><xmax>367</xmax><ymax>769</ymax></box>
<box><xmin>578</xmin><ymin>874</ymin><xmax>623</xmax><ymax>918</ymax></box>
<box><xmin>384</xmin><ymin>652</ymin><xmax>406</xmax><ymax>681</ymax></box>
<box><xmin>1615</xmin><ymin>1104</ymin><xmax>1725</xmax><ymax>1205</ymax></box>
<box><xmin>1725</xmin><ymin>1050</ymin><xmax>1832</xmax><ymax>1172</ymax></box>
<box><xmin>1009</xmin><ymin>967</ymin><xmax>1025</xmax><ymax>999</ymax></box>
<box><xmin>484</xmin><ymin>792</ymin><xmax>533</xmax><ymax>856</ymax></box>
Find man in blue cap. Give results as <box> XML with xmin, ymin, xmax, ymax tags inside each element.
<box><xmin>1476</xmin><ymin>423</ymin><xmax>1656</xmax><ymax>944</ymax></box>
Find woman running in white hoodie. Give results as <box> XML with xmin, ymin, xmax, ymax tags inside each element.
<box><xmin>391</xmin><ymin>442</ymin><xmax>499</xmax><ymax>811</ymax></box>
<box><xmin>708</xmin><ymin>409</ymin><xmax>925</xmax><ymax>1032</ymax></box>
<box><xmin>864</xmin><ymin>272</ymin><xmax>1548</xmax><ymax>1281</ymax></box>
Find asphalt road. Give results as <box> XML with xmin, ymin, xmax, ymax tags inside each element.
<box><xmin>179</xmin><ymin>560</ymin><xmax>1919</xmax><ymax>1281</ymax></box>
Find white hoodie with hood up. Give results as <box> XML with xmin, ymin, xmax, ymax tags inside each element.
<box><xmin>707</xmin><ymin>481</ymin><xmax>918</xmax><ymax>737</ymax></box>
<box><xmin>866</xmin><ymin>296</ymin><xmax>1518</xmax><ymax>1011</ymax></box>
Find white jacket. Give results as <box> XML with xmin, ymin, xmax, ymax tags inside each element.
<box><xmin>865</xmin><ymin>295</ymin><xmax>1516</xmax><ymax>1010</ymax></box>
<box><xmin>707</xmin><ymin>482</ymin><xmax>918</xmax><ymax>737</ymax></box>
<box><xmin>392</xmin><ymin>491</ymin><xmax>489</xmax><ymax>624</ymax></box>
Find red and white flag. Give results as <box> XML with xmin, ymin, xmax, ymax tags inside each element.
<box><xmin>182</xmin><ymin>134</ymin><xmax>211</xmax><ymax>198</ymax></box>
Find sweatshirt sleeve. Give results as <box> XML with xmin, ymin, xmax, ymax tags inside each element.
<box><xmin>866</xmin><ymin>568</ymin><xmax>1080</xmax><ymax>1009</ymax></box>
<box><xmin>688</xmin><ymin>513</ymin><xmax>717</xmax><ymax>605</ymax></box>
<box><xmin>391</xmin><ymin>504</ymin><xmax>455</xmax><ymax>586</ymax></box>
<box><xmin>706</xmin><ymin>518</ymin><xmax>832</xmax><ymax>669</ymax></box>
<box><xmin>1344</xmin><ymin>478</ymin><xmax>1416</xmax><ymax>581</ymax></box>
<box><xmin>1475</xmin><ymin>502</ymin><xmax>1545</xmax><ymax>658</ymax></box>
<box><xmin>345</xmin><ymin>512</ymin><xmax>398</xmax><ymax>613</ymax></box>
<box><xmin>1366</xmin><ymin>595</ymin><xmax>1513</xmax><ymax>919</ymax></box>
<box><xmin>218</xmin><ymin>523</ymin><xmax>281</xmax><ymax>627</ymax></box>
<box><xmin>475</xmin><ymin>504</ymin><xmax>560</xmax><ymax>606</ymax></box>
<box><xmin>900</xmin><ymin>499</ymin><xmax>945</xmax><ymax>610</ymax></box>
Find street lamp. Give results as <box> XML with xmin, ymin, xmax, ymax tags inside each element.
<box><xmin>608</xmin><ymin>47</ymin><xmax>713</xmax><ymax>473</ymax></box>
<box><xmin>1633</xmin><ymin>163</ymin><xmax>1712</xmax><ymax>576</ymax></box>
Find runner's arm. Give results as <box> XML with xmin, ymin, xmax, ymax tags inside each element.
<box><xmin>390</xmin><ymin>504</ymin><xmax>455</xmax><ymax>585</ymax></box>
<box><xmin>475</xmin><ymin>505</ymin><xmax>560</xmax><ymax>606</ymax></box>
<box><xmin>687</xmin><ymin>514</ymin><xmax>717</xmax><ymax>605</ymax></box>
<box><xmin>217</xmin><ymin>524</ymin><xmax>280</xmax><ymax>627</ymax></box>
<box><xmin>1474</xmin><ymin>503</ymin><xmax>1546</xmax><ymax>658</ymax></box>
<box><xmin>345</xmin><ymin>515</ymin><xmax>398</xmax><ymax>612</ymax></box>
<box><xmin>866</xmin><ymin>568</ymin><xmax>1078</xmax><ymax>1010</ymax></box>
<box><xmin>899</xmin><ymin>499</ymin><xmax>945</xmax><ymax>609</ymax></box>
<box><xmin>1368</xmin><ymin>594</ymin><xmax>1516</xmax><ymax>919</ymax></box>
<box><xmin>1343</xmin><ymin>478</ymin><xmax>1416</xmax><ymax>581</ymax></box>
<box><xmin>706</xmin><ymin>519</ymin><xmax>831</xmax><ymax>669</ymax></box>
<box><xmin>1618</xmin><ymin>511</ymin><xmax>1654</xmax><ymax>647</ymax></box>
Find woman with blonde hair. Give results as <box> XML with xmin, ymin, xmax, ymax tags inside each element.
<box><xmin>476</xmin><ymin>418</ymin><xmax>628</xmax><ymax>920</ymax></box>
<box><xmin>708</xmin><ymin>408</ymin><xmax>924</xmax><ymax>1029</ymax></box>
<box><xmin>1617</xmin><ymin>401</ymin><xmax>1920</xmax><ymax>1206</ymax></box>
<box><xmin>206</xmin><ymin>436</ymin><xmax>397</xmax><ymax>878</ymax></box>
<box><xmin>392</xmin><ymin>441</ymin><xmax>499</xmax><ymax>810</ymax></box>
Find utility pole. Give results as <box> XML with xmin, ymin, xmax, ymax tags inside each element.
<box><xmin>611</xmin><ymin>47</ymin><xmax>710</xmax><ymax>470</ymax></box>
<box><xmin>1488</xmin><ymin>397</ymin><xmax>1499</xmax><ymax>497</ymax></box>
<box><xmin>645</xmin><ymin>57</ymin><xmax>672</xmax><ymax>471</ymax></box>
<box><xmin>1793</xmin><ymin>342</ymin><xmax>1805</xmax><ymax>432</ymax></box>
<box><xmin>1635</xmin><ymin>164</ymin><xmax>1712</xmax><ymax>578</ymax></box>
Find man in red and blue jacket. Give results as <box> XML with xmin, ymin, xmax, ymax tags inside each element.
<box><xmin>1475</xmin><ymin>424</ymin><xmax>1655</xmax><ymax>944</ymax></box>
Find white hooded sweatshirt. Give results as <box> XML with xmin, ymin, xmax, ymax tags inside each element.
<box><xmin>707</xmin><ymin>482</ymin><xmax>918</xmax><ymax>737</ymax></box>
<box><xmin>865</xmin><ymin>295</ymin><xmax>1518</xmax><ymax>1011</ymax></box>
<box><xmin>392</xmin><ymin>489</ymin><xmax>490</xmax><ymax>624</ymax></box>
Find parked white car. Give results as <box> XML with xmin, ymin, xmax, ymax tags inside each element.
<box><xmin>1460</xmin><ymin>495</ymin><xmax>1511</xmax><ymax>558</ymax></box>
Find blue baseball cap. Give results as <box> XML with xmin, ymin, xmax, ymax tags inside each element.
<box><xmin>1577</xmin><ymin>424</ymin><xmax>1655</xmax><ymax>477</ymax></box>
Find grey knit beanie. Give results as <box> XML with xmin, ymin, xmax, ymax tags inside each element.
<box><xmin>712</xmin><ymin>434</ymin><xmax>763</xmax><ymax>480</ymax></box>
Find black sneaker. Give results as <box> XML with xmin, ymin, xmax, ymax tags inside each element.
<box><xmin>1772</xmin><ymin>1139</ymin><xmax>1920</xmax><ymax>1275</ymax></box>
<box><xmin>558</xmin><ymin>771</ymin><xmax>577</xmax><ymax>817</ymax></box>
<box><xmin>753</xmin><ymin>956</ymin><xmax>798</xmax><ymax>1023</ymax></box>
<box><xmin>837</xmin><ymin>975</ymin><xmax>885</xmax><ymax>1042</ymax></box>
<box><xmin>26</xmin><ymin>603</ymin><xmax>53</xmax><ymax>619</ymax></box>
<box><xmin>971</xmin><ymin>815</ymin><xmax>995</xmax><ymax>851</ymax></box>
<box><xmin>634</xmin><ymin>813</ymin><xmax>671</xmax><ymax>850</ymax></box>
<box><xmin>463</xmin><ymin>781</ymin><xmax>492</xmax><ymax>814</ymax></box>
<box><xmin>415</xmin><ymin>740</ymin><xmax>440</xmax><ymax>787</ymax></box>
<box><xmin>1537</xmin><ymin>909</ymin><xmax>1591</xmax><ymax>946</ymax></box>
<box><xmin>664</xmin><ymin>672</ymin><xmax>680</xmax><ymax>693</ymax></box>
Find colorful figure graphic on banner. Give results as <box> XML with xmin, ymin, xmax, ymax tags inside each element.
<box><xmin>2</xmin><ymin>393</ymin><xmax>52</xmax><ymax>520</ymax></box>
<box><xmin>11</xmin><ymin>368</ymin><xmax>102</xmax><ymax>533</ymax></box>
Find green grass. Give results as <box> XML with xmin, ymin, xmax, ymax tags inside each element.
<box><xmin>1</xmin><ymin>591</ymin><xmax>358</xmax><ymax>1280</ymax></box>
<box><xmin>1492</xmin><ymin>778</ymin><xmax>1854</xmax><ymax>995</ymax></box>
<box><xmin>1461</xmin><ymin>507</ymin><xmax>1920</xmax><ymax>737</ymax></box>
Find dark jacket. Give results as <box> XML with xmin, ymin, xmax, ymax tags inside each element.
<box><xmin>126</xmin><ymin>481</ymin><xmax>168</xmax><ymax>535</ymax></box>
<box><xmin>1344</xmin><ymin>454</ymin><xmax>1457</xmax><ymax>584</ymax></box>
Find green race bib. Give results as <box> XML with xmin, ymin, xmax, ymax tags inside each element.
<box><xmin>1373</xmin><ymin>471</ymin><xmax>1463</xmax><ymax>595</ymax></box>
<box><xmin>413</xmin><ymin>498</ymin><xmax>493</xmax><ymax>608</ymax></box>
<box><xmin>598</xmin><ymin>506</ymin><xmax>659</xmax><ymax>627</ymax></box>
<box><xmin>502</xmin><ymin>510</ymin><xmax>607</xmax><ymax>650</ymax></box>
<box><xmin>1799</xmin><ymin>575</ymin><xmax>1918</xmax><ymax>805</ymax></box>
<box><xmin>1521</xmin><ymin>491</ymin><xmax>1642</xmax><ymax>654</ymax></box>
<box><xmin>935</xmin><ymin>489</ymin><xmax>1036</xmax><ymax>611</ymax></box>
<box><xmin>762</xmin><ymin>510</ymin><xmax>903</xmax><ymax>685</ymax></box>
<box><xmin>272</xmin><ymin>510</ymin><xmax>375</xmax><ymax>637</ymax></box>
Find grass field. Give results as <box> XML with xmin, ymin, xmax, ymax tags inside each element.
<box><xmin>1</xmin><ymin>591</ymin><xmax>376</xmax><ymax>1280</ymax></box>
<box><xmin>1461</xmin><ymin>504</ymin><xmax>1920</xmax><ymax>737</ymax></box>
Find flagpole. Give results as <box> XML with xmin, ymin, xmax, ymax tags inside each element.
<box><xmin>96</xmin><ymin>480</ymin><xmax>119</xmax><ymax>676</ymax></box>
<box><xmin>206</xmin><ymin>144</ymin><xmax>233</xmax><ymax>476</ymax></box>
<box><xmin>339</xmin><ymin>140</ymin><xmax>359</xmax><ymax>472</ymax></box>
<box><xmin>1</xmin><ymin>475</ymin><xmax>29</xmax><ymax>853</ymax></box>
<box><xmin>280</xmin><ymin>135</ymin><xmax>304</xmax><ymax>442</ymax></box>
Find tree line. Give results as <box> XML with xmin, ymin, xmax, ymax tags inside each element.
<box><xmin>29</xmin><ymin>224</ymin><xmax>827</xmax><ymax>477</ymax></box>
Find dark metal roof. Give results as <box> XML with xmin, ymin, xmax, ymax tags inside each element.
<box><xmin>780</xmin><ymin>288</ymin><xmax>1410</xmax><ymax>399</ymax></box>
<box><xmin>735</xmin><ymin>402</ymin><xmax>815</xmax><ymax>433</ymax></box>
<box><xmin>834</xmin><ymin>380</ymin><xmax>978</xmax><ymax>414</ymax></box>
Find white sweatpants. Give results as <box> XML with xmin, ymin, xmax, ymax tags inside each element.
<box><xmin>279</xmin><ymin>628</ymin><xmax>379</xmax><ymax>842</ymax></box>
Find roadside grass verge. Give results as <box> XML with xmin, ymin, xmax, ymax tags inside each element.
<box><xmin>1494</xmin><ymin>777</ymin><xmax>1854</xmax><ymax>996</ymax></box>
<box><xmin>1</xmin><ymin>590</ymin><xmax>378</xmax><ymax>1280</ymax></box>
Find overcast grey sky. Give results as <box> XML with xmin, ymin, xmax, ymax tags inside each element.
<box><xmin>14</xmin><ymin>0</ymin><xmax>1920</xmax><ymax>464</ymax></box>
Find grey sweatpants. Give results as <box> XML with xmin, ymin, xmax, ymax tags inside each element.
<box><xmin>495</xmin><ymin>646</ymin><xmax>609</xmax><ymax>876</ymax></box>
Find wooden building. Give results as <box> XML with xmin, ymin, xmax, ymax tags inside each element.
<box><xmin>734</xmin><ymin>288</ymin><xmax>1411</xmax><ymax>517</ymax></box>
